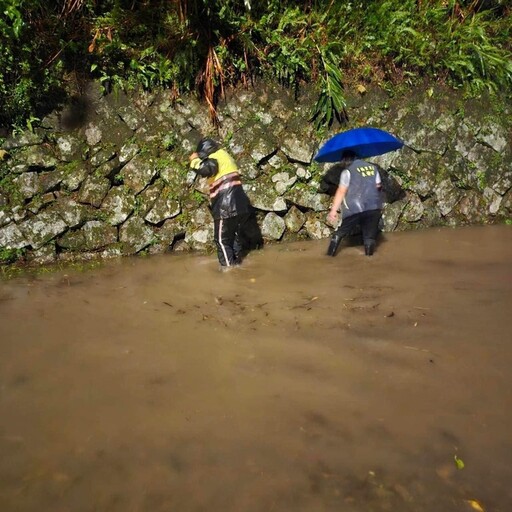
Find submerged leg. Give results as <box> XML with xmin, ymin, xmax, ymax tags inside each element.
<box><xmin>360</xmin><ymin>209</ymin><xmax>382</xmax><ymax>257</ymax></box>
<box><xmin>214</xmin><ymin>217</ymin><xmax>237</xmax><ymax>266</ymax></box>
<box><xmin>327</xmin><ymin>234</ymin><xmax>343</xmax><ymax>256</ymax></box>
<box><xmin>364</xmin><ymin>240</ymin><xmax>376</xmax><ymax>256</ymax></box>
<box><xmin>326</xmin><ymin>214</ymin><xmax>359</xmax><ymax>257</ymax></box>
<box><xmin>234</xmin><ymin>212</ymin><xmax>262</xmax><ymax>263</ymax></box>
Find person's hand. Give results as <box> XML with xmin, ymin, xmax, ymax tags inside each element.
<box><xmin>327</xmin><ymin>211</ymin><xmax>338</xmax><ymax>225</ymax></box>
<box><xmin>189</xmin><ymin>152</ymin><xmax>199</xmax><ymax>162</ymax></box>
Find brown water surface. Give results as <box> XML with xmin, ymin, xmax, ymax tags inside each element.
<box><xmin>1</xmin><ymin>225</ymin><xmax>511</xmax><ymax>512</ymax></box>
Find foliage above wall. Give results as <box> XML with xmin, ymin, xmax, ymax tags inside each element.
<box><xmin>1</xmin><ymin>0</ymin><xmax>511</xmax><ymax>130</ymax></box>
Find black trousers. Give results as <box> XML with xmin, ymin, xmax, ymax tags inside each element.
<box><xmin>214</xmin><ymin>212</ymin><xmax>261</xmax><ymax>266</ymax></box>
<box><xmin>328</xmin><ymin>209</ymin><xmax>382</xmax><ymax>256</ymax></box>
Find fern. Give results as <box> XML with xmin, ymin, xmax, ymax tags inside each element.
<box><xmin>312</xmin><ymin>47</ymin><xmax>346</xmax><ymax>129</ymax></box>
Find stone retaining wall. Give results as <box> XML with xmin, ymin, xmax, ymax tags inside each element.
<box><xmin>0</xmin><ymin>81</ymin><xmax>510</xmax><ymax>264</ymax></box>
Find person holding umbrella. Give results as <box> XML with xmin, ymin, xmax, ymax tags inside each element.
<box><xmin>314</xmin><ymin>127</ymin><xmax>404</xmax><ymax>257</ymax></box>
<box><xmin>325</xmin><ymin>150</ymin><xmax>383</xmax><ymax>256</ymax></box>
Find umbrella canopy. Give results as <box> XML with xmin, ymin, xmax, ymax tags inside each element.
<box><xmin>314</xmin><ymin>127</ymin><xmax>403</xmax><ymax>163</ymax></box>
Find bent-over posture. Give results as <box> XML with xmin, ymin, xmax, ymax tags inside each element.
<box><xmin>190</xmin><ymin>138</ymin><xmax>253</xmax><ymax>268</ymax></box>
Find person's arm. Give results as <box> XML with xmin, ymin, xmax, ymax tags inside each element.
<box><xmin>189</xmin><ymin>152</ymin><xmax>218</xmax><ymax>178</ymax></box>
<box><xmin>327</xmin><ymin>185</ymin><xmax>348</xmax><ymax>224</ymax></box>
<box><xmin>375</xmin><ymin>169</ymin><xmax>382</xmax><ymax>190</ymax></box>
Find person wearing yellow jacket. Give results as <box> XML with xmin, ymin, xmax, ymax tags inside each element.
<box><xmin>189</xmin><ymin>138</ymin><xmax>259</xmax><ymax>268</ymax></box>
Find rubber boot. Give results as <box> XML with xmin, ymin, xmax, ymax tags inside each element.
<box><xmin>364</xmin><ymin>240</ymin><xmax>376</xmax><ymax>256</ymax></box>
<box><xmin>327</xmin><ymin>235</ymin><xmax>342</xmax><ymax>256</ymax></box>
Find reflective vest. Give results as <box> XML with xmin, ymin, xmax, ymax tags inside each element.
<box><xmin>342</xmin><ymin>159</ymin><xmax>383</xmax><ymax>219</ymax></box>
<box><xmin>207</xmin><ymin>149</ymin><xmax>241</xmax><ymax>199</ymax></box>
<box><xmin>205</xmin><ymin>149</ymin><xmax>250</xmax><ymax>219</ymax></box>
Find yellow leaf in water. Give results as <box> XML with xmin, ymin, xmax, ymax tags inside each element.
<box><xmin>465</xmin><ymin>499</ymin><xmax>484</xmax><ymax>512</ymax></box>
<box><xmin>454</xmin><ymin>455</ymin><xmax>465</xmax><ymax>469</ymax></box>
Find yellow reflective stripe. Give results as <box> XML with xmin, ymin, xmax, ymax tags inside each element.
<box><xmin>357</xmin><ymin>165</ymin><xmax>375</xmax><ymax>177</ymax></box>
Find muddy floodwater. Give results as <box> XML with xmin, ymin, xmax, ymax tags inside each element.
<box><xmin>1</xmin><ymin>225</ymin><xmax>511</xmax><ymax>512</ymax></box>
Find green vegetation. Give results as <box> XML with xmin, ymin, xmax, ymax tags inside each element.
<box><xmin>0</xmin><ymin>171</ymin><xmax>22</xmax><ymax>205</ymax></box>
<box><xmin>0</xmin><ymin>247</ymin><xmax>25</xmax><ymax>264</ymax></box>
<box><xmin>191</xmin><ymin>190</ymin><xmax>206</xmax><ymax>206</ymax></box>
<box><xmin>476</xmin><ymin>169</ymin><xmax>488</xmax><ymax>190</ymax></box>
<box><xmin>1</xmin><ymin>0</ymin><xmax>510</xmax><ymax>130</ymax></box>
<box><xmin>0</xmin><ymin>256</ymin><xmax>104</xmax><ymax>279</ymax></box>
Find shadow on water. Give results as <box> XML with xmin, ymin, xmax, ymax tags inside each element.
<box><xmin>0</xmin><ymin>225</ymin><xmax>511</xmax><ymax>512</ymax></box>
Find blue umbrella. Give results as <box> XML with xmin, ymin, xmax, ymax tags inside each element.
<box><xmin>314</xmin><ymin>127</ymin><xmax>404</xmax><ymax>163</ymax></box>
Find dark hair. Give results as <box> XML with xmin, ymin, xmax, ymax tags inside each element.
<box><xmin>339</xmin><ymin>150</ymin><xmax>357</xmax><ymax>169</ymax></box>
<box><xmin>196</xmin><ymin>137</ymin><xmax>220</xmax><ymax>159</ymax></box>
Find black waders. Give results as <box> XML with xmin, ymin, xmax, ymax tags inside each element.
<box><xmin>326</xmin><ymin>209</ymin><xmax>381</xmax><ymax>257</ymax></box>
<box><xmin>364</xmin><ymin>240</ymin><xmax>376</xmax><ymax>256</ymax></box>
<box><xmin>327</xmin><ymin>234</ymin><xmax>343</xmax><ymax>256</ymax></box>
